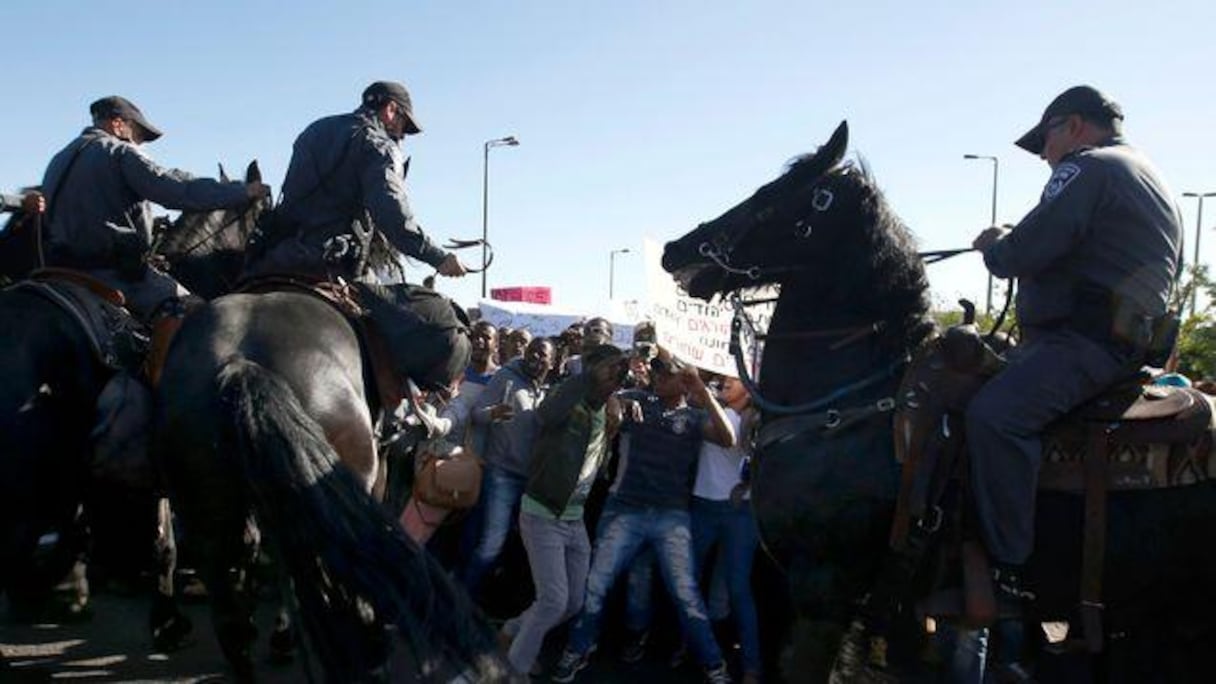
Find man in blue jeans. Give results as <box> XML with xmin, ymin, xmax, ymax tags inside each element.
<box><xmin>460</xmin><ymin>337</ymin><xmax>555</xmax><ymax>596</ymax></box>
<box><xmin>551</xmin><ymin>350</ymin><xmax>736</xmax><ymax>684</ymax></box>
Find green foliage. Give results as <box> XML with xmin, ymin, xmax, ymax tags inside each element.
<box><xmin>1174</xmin><ymin>264</ymin><xmax>1216</xmax><ymax>380</ymax></box>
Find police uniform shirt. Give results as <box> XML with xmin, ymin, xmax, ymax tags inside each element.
<box><xmin>981</xmin><ymin>136</ymin><xmax>1183</xmax><ymax>328</ymax></box>
<box><xmin>41</xmin><ymin>127</ymin><xmax>250</xmax><ymax>269</ymax></box>
<box><xmin>274</xmin><ymin>111</ymin><xmax>448</xmax><ymax>271</ymax></box>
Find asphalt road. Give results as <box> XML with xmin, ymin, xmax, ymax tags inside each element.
<box><xmin>1</xmin><ymin>590</ymin><xmax>710</xmax><ymax>683</ymax></box>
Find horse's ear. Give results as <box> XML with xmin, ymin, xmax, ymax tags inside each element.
<box><xmin>218</xmin><ymin>163</ymin><xmax>230</xmax><ymax>183</ymax></box>
<box><xmin>402</xmin><ymin>156</ymin><xmax>411</xmax><ymax>180</ymax></box>
<box><xmin>820</xmin><ymin>120</ymin><xmax>848</xmax><ymax>169</ymax></box>
<box><xmin>246</xmin><ymin>160</ymin><xmax>262</xmax><ymax>184</ymax></box>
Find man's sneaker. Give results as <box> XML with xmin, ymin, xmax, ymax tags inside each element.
<box><xmin>550</xmin><ymin>650</ymin><xmax>589</xmax><ymax>683</ymax></box>
<box><xmin>619</xmin><ymin>630</ymin><xmax>649</xmax><ymax>664</ymax></box>
<box><xmin>704</xmin><ymin>663</ymin><xmax>733</xmax><ymax>684</ymax></box>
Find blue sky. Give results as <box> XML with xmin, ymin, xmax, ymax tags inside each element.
<box><xmin>3</xmin><ymin>1</ymin><xmax>1213</xmax><ymax>313</ymax></box>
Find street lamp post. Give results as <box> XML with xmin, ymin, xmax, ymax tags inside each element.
<box><xmin>964</xmin><ymin>154</ymin><xmax>999</xmax><ymax>315</ymax></box>
<box><xmin>1182</xmin><ymin>191</ymin><xmax>1216</xmax><ymax>316</ymax></box>
<box><xmin>481</xmin><ymin>135</ymin><xmax>520</xmax><ymax>298</ymax></box>
<box><xmin>609</xmin><ymin>248</ymin><xmax>631</xmax><ymax>300</ymax></box>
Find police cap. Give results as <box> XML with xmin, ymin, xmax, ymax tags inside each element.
<box><xmin>90</xmin><ymin>96</ymin><xmax>163</xmax><ymax>142</ymax></box>
<box><xmin>361</xmin><ymin>80</ymin><xmax>422</xmax><ymax>135</ymax></box>
<box><xmin>1014</xmin><ymin>85</ymin><xmax>1123</xmax><ymax>155</ymax></box>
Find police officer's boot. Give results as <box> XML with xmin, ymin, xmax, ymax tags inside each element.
<box><xmin>992</xmin><ymin>564</ymin><xmax>1035</xmax><ymax>618</ymax></box>
<box><xmin>144</xmin><ymin>295</ymin><xmax>203</xmax><ymax>387</ymax></box>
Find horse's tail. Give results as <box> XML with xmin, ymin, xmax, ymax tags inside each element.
<box><xmin>215</xmin><ymin>358</ymin><xmax>504</xmax><ymax>681</ymax></box>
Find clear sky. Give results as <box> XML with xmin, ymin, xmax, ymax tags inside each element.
<box><xmin>3</xmin><ymin>1</ymin><xmax>1213</xmax><ymax>314</ymax></box>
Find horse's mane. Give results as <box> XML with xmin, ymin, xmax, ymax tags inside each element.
<box><xmin>795</xmin><ymin>156</ymin><xmax>934</xmax><ymax>353</ymax></box>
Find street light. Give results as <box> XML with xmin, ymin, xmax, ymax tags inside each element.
<box><xmin>609</xmin><ymin>248</ymin><xmax>631</xmax><ymax>300</ymax></box>
<box><xmin>1182</xmin><ymin>191</ymin><xmax>1216</xmax><ymax>316</ymax></box>
<box><xmin>964</xmin><ymin>154</ymin><xmax>999</xmax><ymax>315</ymax></box>
<box><xmin>481</xmin><ymin>135</ymin><xmax>520</xmax><ymax>298</ymax></box>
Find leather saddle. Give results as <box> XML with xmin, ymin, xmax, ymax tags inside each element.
<box><xmin>9</xmin><ymin>268</ymin><xmax>145</xmax><ymax>372</ymax></box>
<box><xmin>889</xmin><ymin>327</ymin><xmax>1215</xmax><ymax>651</ymax></box>
<box><xmin>235</xmin><ymin>275</ymin><xmax>404</xmax><ymax>414</ymax></box>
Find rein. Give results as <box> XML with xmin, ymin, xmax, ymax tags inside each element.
<box><xmin>163</xmin><ymin>211</ymin><xmax>246</xmax><ymax>259</ymax></box>
<box><xmin>442</xmin><ymin>238</ymin><xmax>494</xmax><ymax>274</ymax></box>
<box><xmin>728</xmin><ymin>292</ymin><xmax>908</xmax><ymax>418</ymax></box>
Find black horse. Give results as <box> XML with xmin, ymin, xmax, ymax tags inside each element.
<box><xmin>662</xmin><ymin>122</ymin><xmax>1216</xmax><ymax>681</ymax></box>
<box><xmin>0</xmin><ymin>163</ymin><xmax>267</xmax><ymax>659</ymax></box>
<box><xmin>153</xmin><ymin>206</ymin><xmax>501</xmax><ymax>680</ymax></box>
<box><xmin>0</xmin><ymin>280</ymin><xmax>112</xmax><ymax>617</ymax></box>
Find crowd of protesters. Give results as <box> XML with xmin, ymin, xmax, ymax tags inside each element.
<box><xmin>402</xmin><ymin>316</ymin><xmax>763</xmax><ymax>684</ymax></box>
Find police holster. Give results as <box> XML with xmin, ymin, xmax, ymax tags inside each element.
<box><xmin>1072</xmin><ymin>283</ymin><xmax>1174</xmax><ymax>365</ymax></box>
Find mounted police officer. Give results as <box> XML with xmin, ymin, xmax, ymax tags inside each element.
<box><xmin>243</xmin><ymin>80</ymin><xmax>468</xmax><ymax>282</ymax></box>
<box><xmin>41</xmin><ymin>95</ymin><xmax>267</xmax><ymax>322</ymax></box>
<box><xmin>243</xmin><ymin>81</ymin><xmax>472</xmax><ymax>394</ymax></box>
<box><xmin>968</xmin><ymin>85</ymin><xmax>1183</xmax><ymax>605</ymax></box>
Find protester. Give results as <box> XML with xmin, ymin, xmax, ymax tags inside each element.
<box><xmin>551</xmin><ymin>349</ymin><xmax>736</xmax><ymax>684</ymax></box>
<box><xmin>499</xmin><ymin>345</ymin><xmax>629</xmax><ymax>676</ymax></box>
<box><xmin>460</xmin><ymin>337</ymin><xmax>556</xmax><ymax>596</ymax></box>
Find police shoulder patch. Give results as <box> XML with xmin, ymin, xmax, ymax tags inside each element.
<box><xmin>1042</xmin><ymin>162</ymin><xmax>1082</xmax><ymax>201</ymax></box>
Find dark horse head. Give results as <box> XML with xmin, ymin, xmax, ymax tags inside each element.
<box><xmin>154</xmin><ymin>161</ymin><xmax>267</xmax><ymax>299</ymax></box>
<box><xmin>663</xmin><ymin>121</ymin><xmax>936</xmax><ymax>675</ymax></box>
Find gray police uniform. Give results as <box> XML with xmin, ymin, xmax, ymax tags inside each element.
<box><xmin>41</xmin><ymin>127</ymin><xmax>250</xmax><ymax>319</ymax></box>
<box><xmin>967</xmin><ymin>136</ymin><xmax>1183</xmax><ymax>565</ymax></box>
<box><xmin>244</xmin><ymin>109</ymin><xmax>449</xmax><ymax>280</ymax></box>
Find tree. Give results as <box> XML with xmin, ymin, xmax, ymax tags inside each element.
<box><xmin>1172</xmin><ymin>264</ymin><xmax>1216</xmax><ymax>380</ymax></box>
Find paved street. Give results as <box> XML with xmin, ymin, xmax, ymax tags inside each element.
<box><xmin>1</xmin><ymin>590</ymin><xmax>710</xmax><ymax>683</ymax></box>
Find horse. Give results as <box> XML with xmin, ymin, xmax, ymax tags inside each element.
<box><xmin>661</xmin><ymin>121</ymin><xmax>1216</xmax><ymax>681</ymax></box>
<box><xmin>0</xmin><ymin>163</ymin><xmax>265</xmax><ymax>660</ymax></box>
<box><xmin>152</xmin><ymin>198</ymin><xmax>503</xmax><ymax>681</ymax></box>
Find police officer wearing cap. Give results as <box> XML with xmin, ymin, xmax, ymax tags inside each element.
<box><xmin>244</xmin><ymin>80</ymin><xmax>467</xmax><ymax>280</ymax></box>
<box><xmin>40</xmin><ymin>95</ymin><xmax>267</xmax><ymax>320</ymax></box>
<box><xmin>967</xmin><ymin>85</ymin><xmax>1184</xmax><ymax>604</ymax></box>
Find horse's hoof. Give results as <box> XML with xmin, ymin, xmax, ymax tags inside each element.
<box><xmin>152</xmin><ymin>613</ymin><xmax>195</xmax><ymax>652</ymax></box>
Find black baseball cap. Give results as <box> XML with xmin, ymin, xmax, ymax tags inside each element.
<box><xmin>90</xmin><ymin>96</ymin><xmax>163</xmax><ymax>142</ymax></box>
<box><xmin>1014</xmin><ymin>85</ymin><xmax>1123</xmax><ymax>155</ymax></box>
<box><xmin>361</xmin><ymin>80</ymin><xmax>422</xmax><ymax>135</ymax></box>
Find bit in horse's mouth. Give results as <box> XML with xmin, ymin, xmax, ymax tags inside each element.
<box><xmin>672</xmin><ymin>264</ymin><xmax>708</xmax><ymax>291</ymax></box>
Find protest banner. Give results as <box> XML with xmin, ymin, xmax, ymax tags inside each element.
<box><xmin>642</xmin><ymin>238</ymin><xmax>774</xmax><ymax>377</ymax></box>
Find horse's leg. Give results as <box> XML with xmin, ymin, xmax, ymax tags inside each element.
<box><xmin>200</xmin><ymin>512</ymin><xmax>260</xmax><ymax>683</ymax></box>
<box><xmin>150</xmin><ymin>496</ymin><xmax>193</xmax><ymax>652</ymax></box>
<box><xmin>317</xmin><ymin>401</ymin><xmax>379</xmax><ymax>494</ymax></box>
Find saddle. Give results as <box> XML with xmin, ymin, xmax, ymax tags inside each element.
<box><xmin>889</xmin><ymin>325</ymin><xmax>1215</xmax><ymax>652</ymax></box>
<box><xmin>234</xmin><ymin>275</ymin><xmax>471</xmax><ymax>419</ymax></box>
<box><xmin>235</xmin><ymin>275</ymin><xmax>402</xmax><ymax>413</ymax></box>
<box><xmin>10</xmin><ymin>268</ymin><xmax>144</xmax><ymax>372</ymax></box>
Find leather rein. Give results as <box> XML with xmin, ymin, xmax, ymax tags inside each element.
<box><xmin>722</xmin><ymin>245</ymin><xmax>981</xmax><ymax>436</ymax></box>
